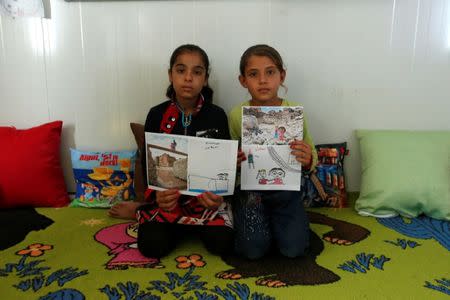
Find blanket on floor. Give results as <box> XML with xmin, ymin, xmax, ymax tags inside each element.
<box><xmin>0</xmin><ymin>204</ymin><xmax>449</xmax><ymax>299</ymax></box>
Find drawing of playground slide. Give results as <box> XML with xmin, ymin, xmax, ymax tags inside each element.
<box><xmin>267</xmin><ymin>146</ymin><xmax>302</xmax><ymax>173</ymax></box>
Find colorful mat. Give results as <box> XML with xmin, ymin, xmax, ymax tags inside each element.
<box><xmin>0</xmin><ymin>203</ymin><xmax>449</xmax><ymax>299</ymax></box>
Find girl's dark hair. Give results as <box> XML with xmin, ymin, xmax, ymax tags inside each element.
<box><xmin>166</xmin><ymin>44</ymin><xmax>213</xmax><ymax>103</ymax></box>
<box><xmin>239</xmin><ymin>44</ymin><xmax>285</xmax><ymax>76</ymax></box>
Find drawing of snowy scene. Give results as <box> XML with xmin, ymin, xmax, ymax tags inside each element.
<box><xmin>187</xmin><ymin>138</ymin><xmax>238</xmax><ymax>195</ymax></box>
<box><xmin>242</xmin><ymin>106</ymin><xmax>303</xmax><ymax>145</ymax></box>
<box><xmin>146</xmin><ymin>133</ymin><xmax>238</xmax><ymax>196</ymax></box>
<box><xmin>241</xmin><ymin>106</ymin><xmax>303</xmax><ymax>191</ymax></box>
<box><xmin>146</xmin><ymin>133</ymin><xmax>189</xmax><ymax>191</ymax></box>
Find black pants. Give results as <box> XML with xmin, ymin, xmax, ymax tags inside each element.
<box><xmin>137</xmin><ymin>221</ymin><xmax>234</xmax><ymax>258</ymax></box>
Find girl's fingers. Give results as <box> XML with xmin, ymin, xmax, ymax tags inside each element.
<box><xmin>156</xmin><ymin>190</ymin><xmax>180</xmax><ymax>208</ymax></box>
<box><xmin>156</xmin><ymin>194</ymin><xmax>177</xmax><ymax>204</ymax></box>
<box><xmin>291</xmin><ymin>150</ymin><xmax>312</xmax><ymax>166</ymax></box>
<box><xmin>197</xmin><ymin>196</ymin><xmax>206</xmax><ymax>208</ymax></box>
<box><xmin>290</xmin><ymin>141</ymin><xmax>312</xmax><ymax>160</ymax></box>
<box><xmin>237</xmin><ymin>150</ymin><xmax>247</xmax><ymax>167</ymax></box>
<box><xmin>196</xmin><ymin>195</ymin><xmax>210</xmax><ymax>208</ymax></box>
<box><xmin>157</xmin><ymin>190</ymin><xmax>225</xmax><ymax>210</ymax></box>
<box><xmin>291</xmin><ymin>149</ymin><xmax>311</xmax><ymax>157</ymax></box>
<box><xmin>158</xmin><ymin>197</ymin><xmax>178</xmax><ymax>210</ymax></box>
<box><xmin>290</xmin><ymin>140</ymin><xmax>310</xmax><ymax>152</ymax></box>
<box><xmin>159</xmin><ymin>189</ymin><xmax>179</xmax><ymax>197</ymax></box>
<box><xmin>203</xmin><ymin>191</ymin><xmax>223</xmax><ymax>202</ymax></box>
<box><xmin>198</xmin><ymin>193</ymin><xmax>222</xmax><ymax>209</ymax></box>
<box><xmin>164</xmin><ymin>201</ymin><xmax>178</xmax><ymax>211</ymax></box>
<box><xmin>159</xmin><ymin>201</ymin><xmax>174</xmax><ymax>209</ymax></box>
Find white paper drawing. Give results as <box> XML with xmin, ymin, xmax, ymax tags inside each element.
<box><xmin>146</xmin><ymin>132</ymin><xmax>238</xmax><ymax>196</ymax></box>
<box><xmin>241</xmin><ymin>106</ymin><xmax>303</xmax><ymax>191</ymax></box>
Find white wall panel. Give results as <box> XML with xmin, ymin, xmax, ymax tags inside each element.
<box><xmin>41</xmin><ymin>0</ymin><xmax>85</xmax><ymax>189</ymax></box>
<box><xmin>0</xmin><ymin>17</ymin><xmax>48</xmax><ymax>126</ymax></box>
<box><xmin>206</xmin><ymin>0</ymin><xmax>271</xmax><ymax>113</ymax></box>
<box><xmin>135</xmin><ymin>2</ymin><xmax>180</xmax><ymax>121</ymax></box>
<box><xmin>0</xmin><ymin>0</ymin><xmax>449</xmax><ymax>193</ymax></box>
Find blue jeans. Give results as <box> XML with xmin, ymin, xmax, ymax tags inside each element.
<box><xmin>233</xmin><ymin>189</ymin><xmax>310</xmax><ymax>260</ymax></box>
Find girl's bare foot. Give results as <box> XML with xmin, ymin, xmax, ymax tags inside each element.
<box><xmin>108</xmin><ymin>201</ymin><xmax>142</xmax><ymax>219</ymax></box>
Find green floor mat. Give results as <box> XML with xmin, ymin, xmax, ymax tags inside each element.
<box><xmin>0</xmin><ymin>204</ymin><xmax>449</xmax><ymax>299</ymax></box>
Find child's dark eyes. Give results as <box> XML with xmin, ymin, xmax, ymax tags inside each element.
<box><xmin>246</xmin><ymin>69</ymin><xmax>276</xmax><ymax>78</ymax></box>
<box><xmin>174</xmin><ymin>67</ymin><xmax>204</xmax><ymax>76</ymax></box>
<box><xmin>266</xmin><ymin>68</ymin><xmax>279</xmax><ymax>76</ymax></box>
<box><xmin>194</xmin><ymin>68</ymin><xmax>205</xmax><ymax>76</ymax></box>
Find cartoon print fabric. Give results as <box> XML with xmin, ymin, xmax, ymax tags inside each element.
<box><xmin>1</xmin><ymin>206</ymin><xmax>448</xmax><ymax>299</ymax></box>
<box><xmin>305</xmin><ymin>142</ymin><xmax>348</xmax><ymax>208</ymax></box>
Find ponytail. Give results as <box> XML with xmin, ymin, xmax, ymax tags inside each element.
<box><xmin>200</xmin><ymin>86</ymin><xmax>213</xmax><ymax>104</ymax></box>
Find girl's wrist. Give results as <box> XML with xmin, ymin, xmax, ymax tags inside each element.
<box><xmin>303</xmin><ymin>159</ymin><xmax>312</xmax><ymax>170</ymax></box>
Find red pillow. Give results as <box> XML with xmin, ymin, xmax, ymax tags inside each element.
<box><xmin>0</xmin><ymin>121</ymin><xmax>69</xmax><ymax>208</ymax></box>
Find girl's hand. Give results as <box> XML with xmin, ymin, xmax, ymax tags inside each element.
<box><xmin>237</xmin><ymin>149</ymin><xmax>247</xmax><ymax>168</ymax></box>
<box><xmin>155</xmin><ymin>189</ymin><xmax>180</xmax><ymax>211</ymax></box>
<box><xmin>197</xmin><ymin>191</ymin><xmax>223</xmax><ymax>210</ymax></box>
<box><xmin>290</xmin><ymin>139</ymin><xmax>312</xmax><ymax>169</ymax></box>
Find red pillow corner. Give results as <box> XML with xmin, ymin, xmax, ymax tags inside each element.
<box><xmin>0</xmin><ymin>120</ymin><xmax>70</xmax><ymax>208</ymax></box>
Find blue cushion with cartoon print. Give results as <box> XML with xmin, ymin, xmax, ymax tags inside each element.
<box><xmin>70</xmin><ymin>149</ymin><xmax>137</xmax><ymax>208</ymax></box>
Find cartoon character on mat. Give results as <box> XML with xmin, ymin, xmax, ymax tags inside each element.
<box><xmin>95</xmin><ymin>222</ymin><xmax>162</xmax><ymax>270</ymax></box>
<box><xmin>217</xmin><ymin>212</ymin><xmax>370</xmax><ymax>287</ymax></box>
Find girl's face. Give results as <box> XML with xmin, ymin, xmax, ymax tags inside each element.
<box><xmin>239</xmin><ymin>55</ymin><xmax>285</xmax><ymax>106</ymax></box>
<box><xmin>169</xmin><ymin>52</ymin><xmax>208</xmax><ymax>104</ymax></box>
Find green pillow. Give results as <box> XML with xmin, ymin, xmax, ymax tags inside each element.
<box><xmin>355</xmin><ymin>130</ymin><xmax>450</xmax><ymax>221</ymax></box>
